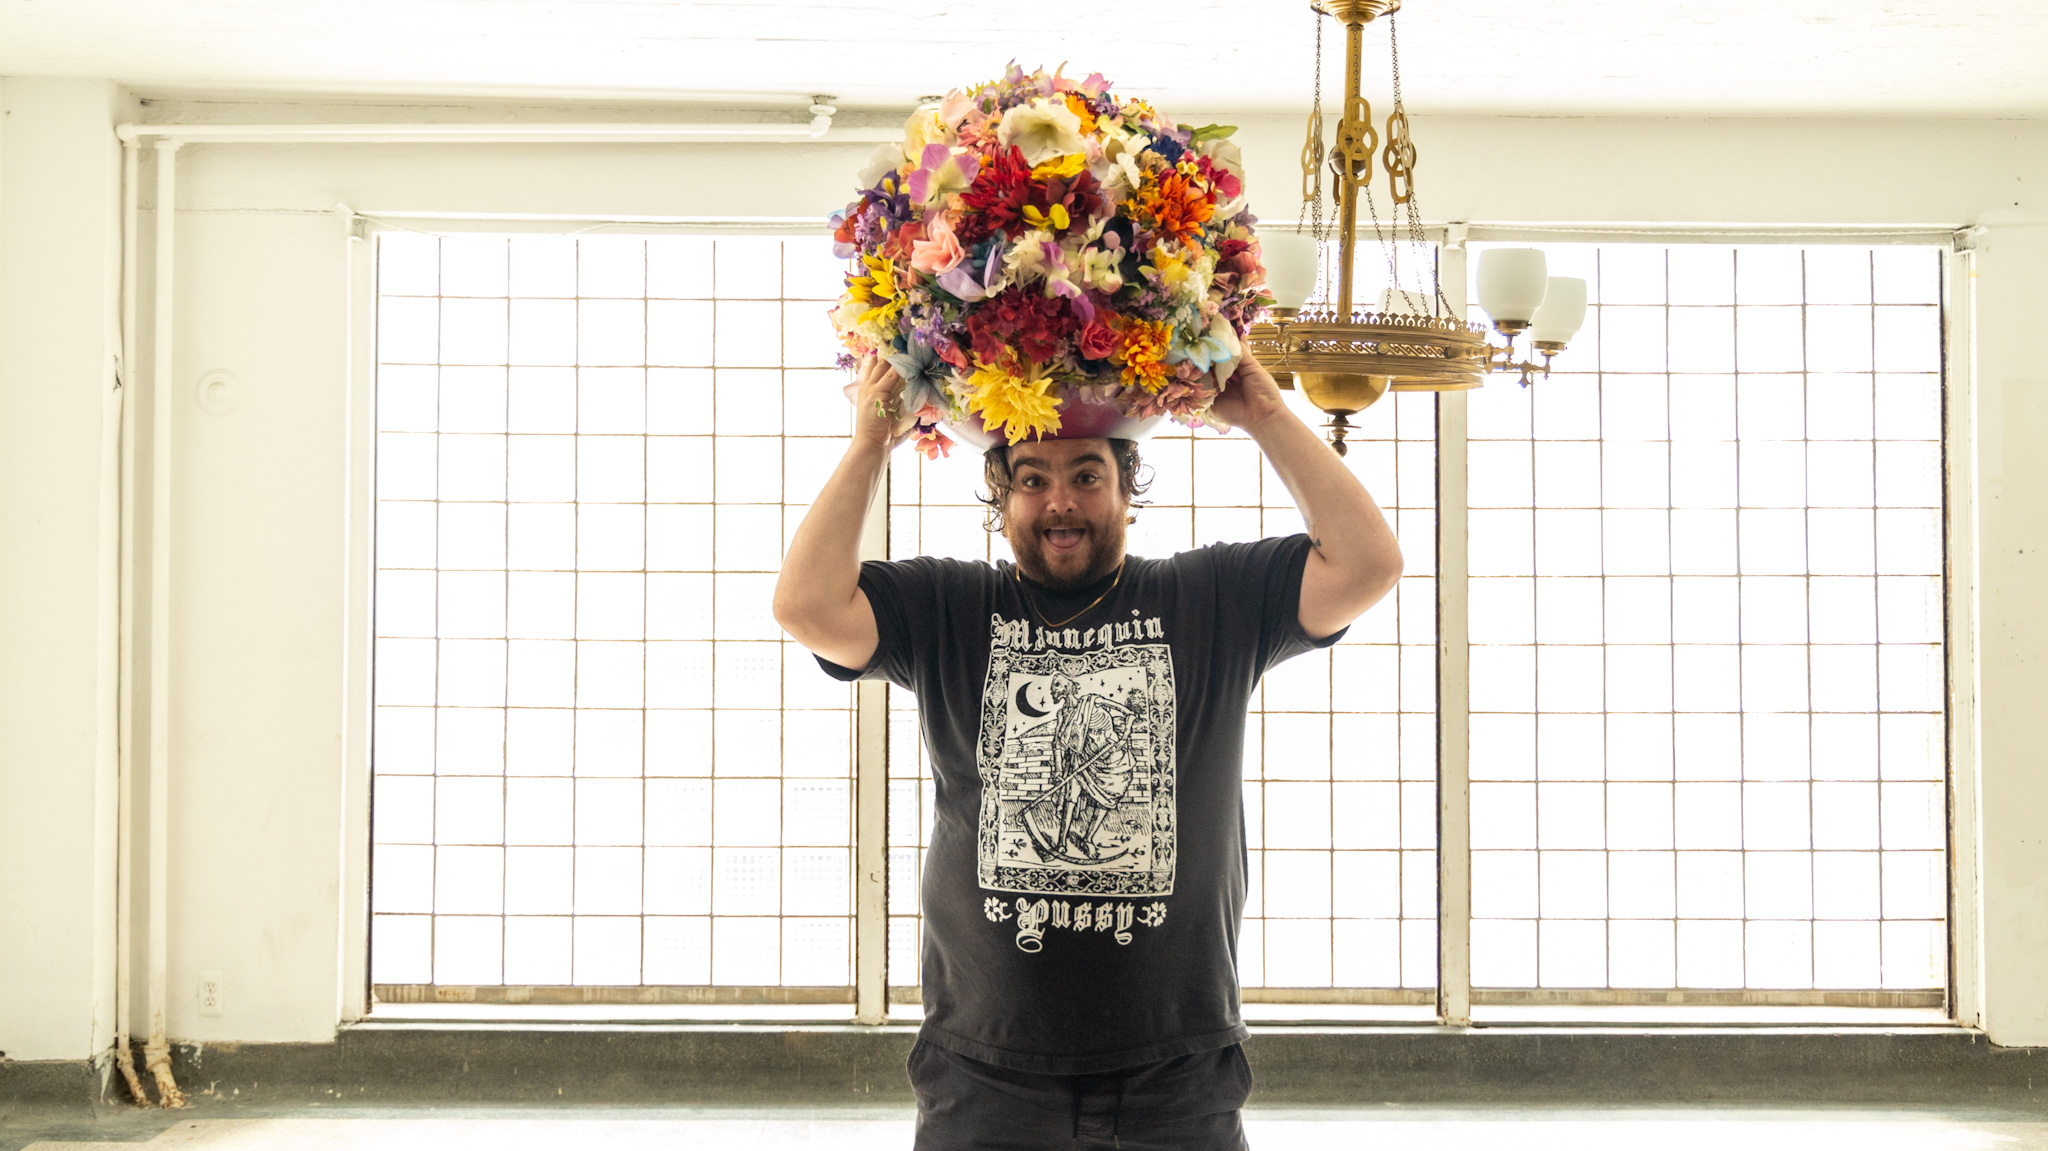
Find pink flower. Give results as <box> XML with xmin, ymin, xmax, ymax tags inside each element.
<box><xmin>910</xmin><ymin>212</ymin><xmax>967</xmax><ymax>275</ymax></box>
<box><xmin>1078</xmin><ymin>319</ymin><xmax>1119</xmax><ymax>360</ymax></box>
<box><xmin>906</xmin><ymin>143</ymin><xmax>978</xmax><ymax>206</ymax></box>
<box><xmin>937</xmin><ymin>91</ymin><xmax>974</xmax><ymax>131</ymax></box>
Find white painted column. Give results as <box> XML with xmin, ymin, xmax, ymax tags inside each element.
<box><xmin>1943</xmin><ymin>239</ymin><xmax>1983</xmax><ymax>1030</ymax></box>
<box><xmin>1435</xmin><ymin>232</ymin><xmax>1474</xmax><ymax>1026</ymax></box>
<box><xmin>1966</xmin><ymin>222</ymin><xmax>2048</xmax><ymax>1047</ymax></box>
<box><xmin>0</xmin><ymin>77</ymin><xmax>127</xmax><ymax>1064</ymax></box>
<box><xmin>853</xmin><ymin>469</ymin><xmax>892</xmax><ymax>1023</ymax></box>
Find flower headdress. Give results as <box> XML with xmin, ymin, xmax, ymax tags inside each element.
<box><xmin>830</xmin><ymin>65</ymin><xmax>1275</xmax><ymax>457</ymax></box>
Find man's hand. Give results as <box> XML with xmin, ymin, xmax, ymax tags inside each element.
<box><xmin>774</xmin><ymin>356</ymin><xmax>907</xmax><ymax>673</ymax></box>
<box><xmin>851</xmin><ymin>355</ymin><xmax>912</xmax><ymax>451</ymax></box>
<box><xmin>1206</xmin><ymin>351</ymin><xmax>1289</xmax><ymax>431</ymax></box>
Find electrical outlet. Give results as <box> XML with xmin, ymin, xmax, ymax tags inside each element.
<box><xmin>197</xmin><ymin>970</ymin><xmax>223</xmax><ymax>1017</ymax></box>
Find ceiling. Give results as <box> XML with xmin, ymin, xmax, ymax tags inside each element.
<box><xmin>2</xmin><ymin>0</ymin><xmax>2045</xmax><ymax>118</ymax></box>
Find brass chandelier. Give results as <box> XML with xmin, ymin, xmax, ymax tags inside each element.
<box><xmin>1247</xmin><ymin>0</ymin><xmax>1590</xmax><ymax>453</ymax></box>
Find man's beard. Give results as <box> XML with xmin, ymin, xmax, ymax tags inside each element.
<box><xmin>1004</xmin><ymin>508</ymin><xmax>1127</xmax><ymax>592</ymax></box>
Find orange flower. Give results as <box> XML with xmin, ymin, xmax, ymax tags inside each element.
<box><xmin>1134</xmin><ymin>169</ymin><xmax>1216</xmax><ymax>247</ymax></box>
<box><xmin>1111</xmin><ymin>318</ymin><xmax>1173</xmax><ymax>393</ymax></box>
<box><xmin>1063</xmin><ymin>93</ymin><xmax>1098</xmax><ymax>136</ymax></box>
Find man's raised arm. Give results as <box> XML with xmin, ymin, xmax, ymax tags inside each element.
<box><xmin>1209</xmin><ymin>351</ymin><xmax>1405</xmax><ymax>639</ymax></box>
<box><xmin>772</xmin><ymin>359</ymin><xmax>906</xmax><ymax>671</ymax></box>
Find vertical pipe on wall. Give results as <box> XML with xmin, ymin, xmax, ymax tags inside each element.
<box><xmin>143</xmin><ymin>139</ymin><xmax>186</xmax><ymax>1109</ymax></box>
<box><xmin>110</xmin><ymin>137</ymin><xmax>149</xmax><ymax>1108</ymax></box>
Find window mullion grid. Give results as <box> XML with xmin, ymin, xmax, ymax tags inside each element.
<box><xmin>429</xmin><ymin>237</ymin><xmax>444</xmax><ymax>988</ymax></box>
<box><xmin>1731</xmin><ymin>248</ymin><xmax>1749</xmax><ymax>990</ymax></box>
<box><xmin>1663</xmin><ymin>255</ymin><xmax>1678</xmax><ymax>989</ymax></box>
<box><xmin>639</xmin><ymin>242</ymin><xmax>651</xmax><ymax>988</ymax></box>
<box><xmin>500</xmin><ymin>238</ymin><xmax>513</xmax><ymax>985</ymax></box>
<box><xmin>569</xmin><ymin>241</ymin><xmax>582</xmax><ymax>984</ymax></box>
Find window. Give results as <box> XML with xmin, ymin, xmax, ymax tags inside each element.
<box><xmin>368</xmin><ymin>231</ymin><xmax>857</xmax><ymax>999</ymax></box>
<box><xmin>365</xmin><ymin>229</ymin><xmax>1949</xmax><ymax>1015</ymax></box>
<box><xmin>1465</xmin><ymin>242</ymin><xmax>1946</xmax><ymax>997</ymax></box>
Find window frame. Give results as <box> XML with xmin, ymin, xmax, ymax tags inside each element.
<box><xmin>340</xmin><ymin>220</ymin><xmax>1977</xmax><ymax>1027</ymax></box>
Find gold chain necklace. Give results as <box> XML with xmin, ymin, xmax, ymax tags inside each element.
<box><xmin>1014</xmin><ymin>561</ymin><xmax>1125</xmax><ymax>629</ymax></box>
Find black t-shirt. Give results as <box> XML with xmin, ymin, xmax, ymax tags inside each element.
<box><xmin>820</xmin><ymin>534</ymin><xmax>1343</xmax><ymax>1074</ymax></box>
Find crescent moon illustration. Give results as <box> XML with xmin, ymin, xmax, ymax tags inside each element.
<box><xmin>1015</xmin><ymin>680</ymin><xmax>1051</xmax><ymax>718</ymax></box>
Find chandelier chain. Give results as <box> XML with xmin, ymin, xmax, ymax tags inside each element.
<box><xmin>1387</xmin><ymin>15</ymin><xmax>1455</xmax><ymax>317</ymax></box>
<box><xmin>1299</xmin><ymin>6</ymin><xmax>1326</xmax><ymax>253</ymax></box>
<box><xmin>1361</xmin><ymin>19</ymin><xmax>1408</xmax><ymax>320</ymax></box>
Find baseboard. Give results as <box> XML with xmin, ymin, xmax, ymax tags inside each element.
<box><xmin>8</xmin><ymin>1028</ymin><xmax>2048</xmax><ymax>1108</ymax></box>
<box><xmin>0</xmin><ymin>1059</ymin><xmax>104</xmax><ymax>1106</ymax></box>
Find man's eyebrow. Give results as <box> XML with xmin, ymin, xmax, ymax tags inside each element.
<box><xmin>1012</xmin><ymin>451</ymin><xmax>1107</xmax><ymax>473</ymax></box>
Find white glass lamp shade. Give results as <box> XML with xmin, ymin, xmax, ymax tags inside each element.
<box><xmin>1530</xmin><ymin>276</ymin><xmax>1588</xmax><ymax>345</ymax></box>
<box><xmin>1259</xmin><ymin>232</ymin><xmax>1320</xmax><ymax>311</ymax></box>
<box><xmin>1477</xmin><ymin>247</ymin><xmax>1549</xmax><ymax>329</ymax></box>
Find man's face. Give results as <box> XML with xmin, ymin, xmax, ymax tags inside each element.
<box><xmin>1000</xmin><ymin>438</ymin><xmax>1130</xmax><ymax>592</ymax></box>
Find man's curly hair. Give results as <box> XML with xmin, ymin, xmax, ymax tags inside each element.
<box><xmin>979</xmin><ymin>439</ymin><xmax>1151</xmax><ymax>533</ymax></box>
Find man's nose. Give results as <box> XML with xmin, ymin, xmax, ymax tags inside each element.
<box><xmin>1043</xmin><ymin>481</ymin><xmax>1080</xmax><ymax>513</ymax></box>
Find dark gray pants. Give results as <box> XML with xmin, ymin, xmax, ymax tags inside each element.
<box><xmin>907</xmin><ymin>1039</ymin><xmax>1253</xmax><ymax>1150</ymax></box>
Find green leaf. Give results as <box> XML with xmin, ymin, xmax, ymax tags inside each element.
<box><xmin>1189</xmin><ymin>123</ymin><xmax>1239</xmax><ymax>144</ymax></box>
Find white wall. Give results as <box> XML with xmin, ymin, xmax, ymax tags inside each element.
<box><xmin>3</xmin><ymin>95</ymin><xmax>2045</xmax><ymax>1058</ymax></box>
<box><xmin>0</xmin><ymin>77</ymin><xmax>124</xmax><ymax>1062</ymax></box>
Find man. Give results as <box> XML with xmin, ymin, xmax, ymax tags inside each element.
<box><xmin>773</xmin><ymin>351</ymin><xmax>1403</xmax><ymax>1150</ymax></box>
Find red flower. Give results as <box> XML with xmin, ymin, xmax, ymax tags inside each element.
<box><xmin>956</xmin><ymin>146</ymin><xmax>1035</xmax><ymax>245</ymax></box>
<box><xmin>1021</xmin><ymin>170</ymin><xmax>1107</xmax><ymax>237</ymax></box>
<box><xmin>1196</xmin><ymin>155</ymin><xmax>1242</xmax><ymax>202</ymax></box>
<box><xmin>1077</xmin><ymin>318</ymin><xmax>1119</xmax><ymax>360</ymax></box>
<box><xmin>965</xmin><ymin>290</ymin><xmax>1080</xmax><ymax>365</ymax></box>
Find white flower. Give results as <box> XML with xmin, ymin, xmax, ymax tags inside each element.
<box><xmin>902</xmin><ymin>108</ymin><xmax>952</xmax><ymax>156</ymax></box>
<box><xmin>997</xmin><ymin>98</ymin><xmax>1087</xmax><ymax>166</ymax></box>
<box><xmin>1202</xmin><ymin>137</ymin><xmax>1247</xmax><ymax>215</ymax></box>
<box><xmin>1002</xmin><ymin>229</ymin><xmax>1056</xmax><ymax>286</ymax></box>
<box><xmin>857</xmin><ymin>142</ymin><xmax>906</xmax><ymax>189</ymax></box>
<box><xmin>831</xmin><ymin>297</ymin><xmax>872</xmax><ymax>333</ymax></box>
<box><xmin>1078</xmin><ymin>246</ymin><xmax>1125</xmax><ymax>294</ymax></box>
<box><xmin>1092</xmin><ymin>126</ymin><xmax>1146</xmax><ymax>191</ymax></box>
<box><xmin>1200</xmin><ymin>137</ymin><xmax>1243</xmax><ymax>183</ymax></box>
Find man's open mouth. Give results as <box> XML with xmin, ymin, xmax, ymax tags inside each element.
<box><xmin>1043</xmin><ymin>527</ymin><xmax>1086</xmax><ymax>552</ymax></box>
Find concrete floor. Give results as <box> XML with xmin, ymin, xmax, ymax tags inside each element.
<box><xmin>9</xmin><ymin>1106</ymin><xmax>2048</xmax><ymax>1151</ymax></box>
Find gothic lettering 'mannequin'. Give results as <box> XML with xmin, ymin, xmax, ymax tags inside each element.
<box><xmin>988</xmin><ymin>613</ymin><xmax>1165</xmax><ymax>652</ymax></box>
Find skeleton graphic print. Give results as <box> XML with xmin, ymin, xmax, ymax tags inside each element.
<box><xmin>976</xmin><ymin>614</ymin><xmax>1177</xmax><ymax>898</ymax></box>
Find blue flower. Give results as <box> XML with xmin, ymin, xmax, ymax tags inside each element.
<box><xmin>885</xmin><ymin>339</ymin><xmax>950</xmax><ymax>410</ymax></box>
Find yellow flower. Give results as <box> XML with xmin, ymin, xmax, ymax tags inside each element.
<box><xmin>847</xmin><ymin>254</ymin><xmax>899</xmax><ymax>305</ymax></box>
<box><xmin>1148</xmin><ymin>244</ymin><xmax>1191</xmax><ymax>291</ymax></box>
<box><xmin>964</xmin><ymin>358</ymin><xmax>1063</xmax><ymax>444</ymax></box>
<box><xmin>1021</xmin><ymin>202</ymin><xmax>1070</xmax><ymax>231</ymax></box>
<box><xmin>1030</xmin><ymin>152</ymin><xmax>1088</xmax><ymax>181</ymax></box>
<box><xmin>853</xmin><ymin>293</ymin><xmax>907</xmax><ymax>345</ymax></box>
